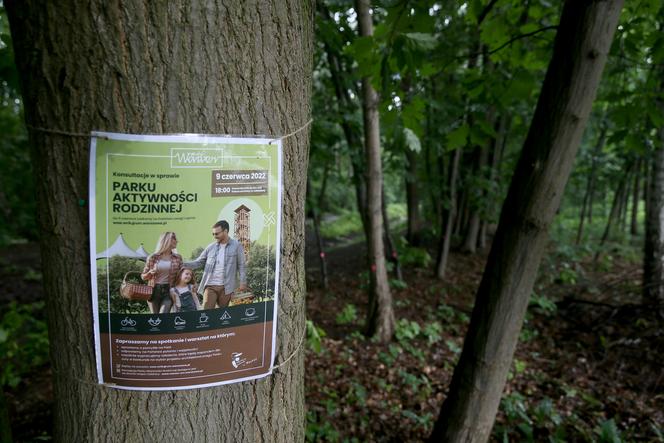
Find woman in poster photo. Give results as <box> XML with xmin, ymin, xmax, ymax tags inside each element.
<box><xmin>141</xmin><ymin>231</ymin><xmax>183</xmax><ymax>314</ymax></box>
<box><xmin>171</xmin><ymin>268</ymin><xmax>201</xmax><ymax>312</ymax></box>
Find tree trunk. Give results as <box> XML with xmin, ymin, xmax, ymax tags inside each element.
<box><xmin>382</xmin><ymin>183</ymin><xmax>403</xmax><ymax>281</ymax></box>
<box><xmin>643</xmin><ymin>78</ymin><xmax>664</xmax><ymax>310</ymax></box>
<box><xmin>356</xmin><ymin>0</ymin><xmax>394</xmax><ymax>343</ymax></box>
<box><xmin>435</xmin><ymin>147</ymin><xmax>462</xmax><ymax>279</ymax></box>
<box><xmin>425</xmin><ymin>79</ymin><xmax>443</xmax><ymax>227</ymax></box>
<box><xmin>618</xmin><ymin>167</ymin><xmax>631</xmax><ymax>233</ymax></box>
<box><xmin>596</xmin><ymin>160</ymin><xmax>632</xmax><ymax>256</ymax></box>
<box><xmin>405</xmin><ymin>147</ymin><xmax>422</xmax><ymax>245</ymax></box>
<box><xmin>479</xmin><ymin>114</ymin><xmax>509</xmax><ymax>251</ymax></box>
<box><xmin>307</xmin><ymin>176</ymin><xmax>329</xmax><ymax>289</ymax></box>
<box><xmin>6</xmin><ymin>1</ymin><xmax>313</xmax><ymax>441</ymax></box>
<box><xmin>576</xmin><ymin>122</ymin><xmax>607</xmax><ymax>244</ymax></box>
<box><xmin>630</xmin><ymin>158</ymin><xmax>641</xmax><ymax>236</ymax></box>
<box><xmin>452</xmin><ymin>188</ymin><xmax>466</xmax><ymax>238</ymax></box>
<box><xmin>429</xmin><ymin>1</ymin><xmax>622</xmax><ymax>440</ymax></box>
<box><xmin>320</xmin><ymin>27</ymin><xmax>370</xmax><ymax>243</ymax></box>
<box><xmin>462</xmin><ymin>142</ymin><xmax>490</xmax><ymax>254</ymax></box>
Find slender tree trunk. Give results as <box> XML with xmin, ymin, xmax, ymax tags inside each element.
<box><xmin>319</xmin><ymin>22</ymin><xmax>370</xmax><ymax>242</ymax></box>
<box><xmin>597</xmin><ymin>160</ymin><xmax>632</xmax><ymax>255</ymax></box>
<box><xmin>426</xmin><ymin>79</ymin><xmax>443</xmax><ymax>227</ymax></box>
<box><xmin>356</xmin><ymin>0</ymin><xmax>394</xmax><ymax>343</ymax></box>
<box><xmin>307</xmin><ymin>176</ymin><xmax>329</xmax><ymax>289</ymax></box>
<box><xmin>7</xmin><ymin>1</ymin><xmax>313</xmax><ymax>440</ymax></box>
<box><xmin>576</xmin><ymin>123</ymin><xmax>607</xmax><ymax>244</ymax></box>
<box><xmin>435</xmin><ymin>148</ymin><xmax>462</xmax><ymax>279</ymax></box>
<box><xmin>643</xmin><ymin>78</ymin><xmax>664</xmax><ymax>311</ymax></box>
<box><xmin>382</xmin><ymin>184</ymin><xmax>403</xmax><ymax>281</ymax></box>
<box><xmin>630</xmin><ymin>158</ymin><xmax>641</xmax><ymax>236</ymax></box>
<box><xmin>462</xmin><ymin>143</ymin><xmax>490</xmax><ymax>254</ymax></box>
<box><xmin>479</xmin><ymin>114</ymin><xmax>509</xmax><ymax>251</ymax></box>
<box><xmin>618</xmin><ymin>167</ymin><xmax>631</xmax><ymax>233</ymax></box>
<box><xmin>453</xmin><ymin>188</ymin><xmax>466</xmax><ymax>237</ymax></box>
<box><xmin>429</xmin><ymin>1</ymin><xmax>622</xmax><ymax>440</ymax></box>
<box><xmin>405</xmin><ymin>148</ymin><xmax>422</xmax><ymax>245</ymax></box>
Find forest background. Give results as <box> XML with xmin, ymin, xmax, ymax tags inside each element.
<box><xmin>0</xmin><ymin>0</ymin><xmax>663</xmax><ymax>441</ymax></box>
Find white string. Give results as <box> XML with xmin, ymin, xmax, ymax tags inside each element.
<box><xmin>268</xmin><ymin>118</ymin><xmax>314</xmax><ymax>144</ymax></box>
<box><xmin>27</xmin><ymin>118</ymin><xmax>314</xmax><ymax>143</ymax></box>
<box><xmin>272</xmin><ymin>328</ymin><xmax>307</xmax><ymax>372</ymax></box>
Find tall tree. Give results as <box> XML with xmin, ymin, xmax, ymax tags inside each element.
<box><xmin>356</xmin><ymin>0</ymin><xmax>395</xmax><ymax>343</ymax></box>
<box><xmin>641</xmin><ymin>7</ymin><xmax>664</xmax><ymax>313</ymax></box>
<box><xmin>430</xmin><ymin>0</ymin><xmax>623</xmax><ymax>440</ymax></box>
<box><xmin>643</xmin><ymin>74</ymin><xmax>664</xmax><ymax>314</ymax></box>
<box><xmin>6</xmin><ymin>1</ymin><xmax>313</xmax><ymax>440</ymax></box>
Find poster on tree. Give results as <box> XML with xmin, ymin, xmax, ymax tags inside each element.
<box><xmin>88</xmin><ymin>132</ymin><xmax>281</xmax><ymax>390</ymax></box>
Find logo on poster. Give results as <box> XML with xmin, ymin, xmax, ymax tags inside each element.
<box><xmin>231</xmin><ymin>352</ymin><xmax>258</xmax><ymax>369</ymax></box>
<box><xmin>171</xmin><ymin>148</ymin><xmax>223</xmax><ymax>167</ymax></box>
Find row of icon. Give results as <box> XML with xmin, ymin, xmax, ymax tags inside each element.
<box><xmin>119</xmin><ymin>307</ymin><xmax>258</xmax><ymax>328</ymax></box>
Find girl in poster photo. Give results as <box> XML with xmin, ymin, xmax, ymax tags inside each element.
<box><xmin>141</xmin><ymin>232</ymin><xmax>183</xmax><ymax>314</ymax></box>
<box><xmin>171</xmin><ymin>268</ymin><xmax>201</xmax><ymax>312</ymax></box>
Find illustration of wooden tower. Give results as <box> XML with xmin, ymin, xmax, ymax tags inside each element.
<box><xmin>234</xmin><ymin>205</ymin><xmax>251</xmax><ymax>261</ymax></box>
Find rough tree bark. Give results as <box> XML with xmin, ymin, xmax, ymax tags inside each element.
<box><xmin>643</xmin><ymin>74</ymin><xmax>664</xmax><ymax>312</ymax></box>
<box><xmin>6</xmin><ymin>1</ymin><xmax>313</xmax><ymax>441</ymax></box>
<box><xmin>356</xmin><ymin>0</ymin><xmax>395</xmax><ymax>342</ymax></box>
<box><xmin>429</xmin><ymin>1</ymin><xmax>623</xmax><ymax>440</ymax></box>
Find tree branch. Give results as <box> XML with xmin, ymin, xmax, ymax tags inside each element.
<box><xmin>477</xmin><ymin>0</ymin><xmax>500</xmax><ymax>25</ymax></box>
<box><xmin>487</xmin><ymin>25</ymin><xmax>558</xmax><ymax>55</ymax></box>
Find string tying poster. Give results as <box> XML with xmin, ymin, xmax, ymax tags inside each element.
<box><xmin>89</xmin><ymin>132</ymin><xmax>281</xmax><ymax>390</ymax></box>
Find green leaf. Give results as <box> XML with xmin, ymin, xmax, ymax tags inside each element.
<box><xmin>404</xmin><ymin>128</ymin><xmax>422</xmax><ymax>153</ymax></box>
<box><xmin>403</xmin><ymin>32</ymin><xmax>438</xmax><ymax>51</ymax></box>
<box><xmin>625</xmin><ymin>133</ymin><xmax>642</xmax><ymax>152</ymax></box>
<box><xmin>447</xmin><ymin>124</ymin><xmax>469</xmax><ymax>150</ymax></box>
<box><xmin>478</xmin><ymin>119</ymin><xmax>497</xmax><ymax>138</ymax></box>
<box><xmin>345</xmin><ymin>36</ymin><xmax>380</xmax><ymax>78</ymax></box>
<box><xmin>646</xmin><ymin>105</ymin><xmax>664</xmax><ymax>127</ymax></box>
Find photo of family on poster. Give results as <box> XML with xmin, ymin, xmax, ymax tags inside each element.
<box><xmin>97</xmin><ymin>217</ymin><xmax>276</xmax><ymax>315</ymax></box>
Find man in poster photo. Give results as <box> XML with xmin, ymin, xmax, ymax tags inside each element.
<box><xmin>186</xmin><ymin>220</ymin><xmax>247</xmax><ymax>309</ymax></box>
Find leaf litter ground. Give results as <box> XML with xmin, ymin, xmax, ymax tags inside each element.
<box><xmin>1</xmin><ymin>237</ymin><xmax>662</xmax><ymax>441</ymax></box>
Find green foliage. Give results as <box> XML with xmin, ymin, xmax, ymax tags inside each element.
<box><xmin>389</xmin><ymin>278</ymin><xmax>408</xmax><ymax>289</ymax></box>
<box><xmin>0</xmin><ymin>302</ymin><xmax>49</xmax><ymax>388</ymax></box>
<box><xmin>529</xmin><ymin>293</ymin><xmax>557</xmax><ymax>316</ymax></box>
<box><xmin>335</xmin><ymin>304</ymin><xmax>357</xmax><ymax>325</ymax></box>
<box><xmin>396</xmin><ymin>236</ymin><xmax>432</xmax><ymax>268</ymax></box>
<box><xmin>401</xmin><ymin>410</ymin><xmax>433</xmax><ymax>430</ymax></box>
<box><xmin>421</xmin><ymin>321</ymin><xmax>442</xmax><ymax>345</ymax></box>
<box><xmin>378</xmin><ymin>343</ymin><xmax>402</xmax><ymax>366</ymax></box>
<box><xmin>0</xmin><ymin>9</ymin><xmax>36</xmax><ymax>245</ymax></box>
<box><xmin>495</xmin><ymin>393</ymin><xmax>567</xmax><ymax>443</ymax></box>
<box><xmin>246</xmin><ymin>242</ymin><xmax>276</xmax><ymax>299</ymax></box>
<box><xmin>97</xmin><ymin>256</ymin><xmax>151</xmax><ymax>314</ymax></box>
<box><xmin>394</xmin><ymin>318</ymin><xmax>421</xmax><ymax>342</ymax></box>
<box><xmin>596</xmin><ymin>419</ymin><xmax>623</xmax><ymax>443</ymax></box>
<box><xmin>320</xmin><ymin>210</ymin><xmax>364</xmax><ymax>238</ymax></box>
<box><xmin>306</xmin><ymin>409</ymin><xmax>340</xmax><ymax>442</ymax></box>
<box><xmin>306</xmin><ymin>319</ymin><xmax>326</xmax><ymax>354</ymax></box>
